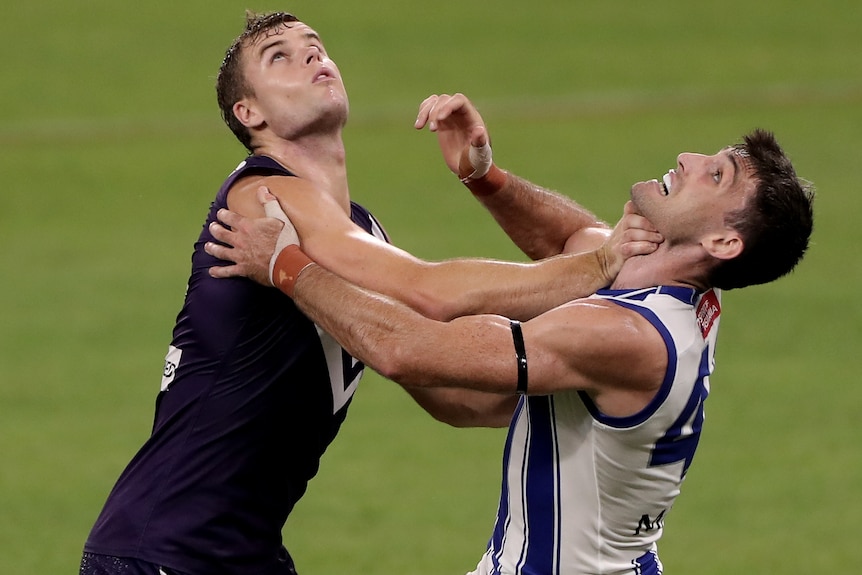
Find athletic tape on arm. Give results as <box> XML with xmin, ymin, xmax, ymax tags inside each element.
<box><xmin>263</xmin><ymin>199</ymin><xmax>301</xmax><ymax>285</ymax></box>
<box><xmin>463</xmin><ymin>142</ymin><xmax>493</xmax><ymax>181</ymax></box>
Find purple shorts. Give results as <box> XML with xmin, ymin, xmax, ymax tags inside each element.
<box><xmin>80</xmin><ymin>552</ymin><xmax>298</xmax><ymax>575</ymax></box>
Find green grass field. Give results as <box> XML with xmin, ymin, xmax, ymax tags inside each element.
<box><xmin>2</xmin><ymin>1</ymin><xmax>859</xmax><ymax>573</ymax></box>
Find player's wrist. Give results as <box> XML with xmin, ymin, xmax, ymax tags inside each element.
<box><xmin>458</xmin><ymin>140</ymin><xmax>507</xmax><ymax>196</ymax></box>
<box><xmin>271</xmin><ymin>245</ymin><xmax>315</xmax><ymax>297</ymax></box>
<box><xmin>594</xmin><ymin>244</ymin><xmax>617</xmax><ymax>286</ymax></box>
<box><xmin>461</xmin><ymin>164</ymin><xmax>508</xmax><ymax>196</ymax></box>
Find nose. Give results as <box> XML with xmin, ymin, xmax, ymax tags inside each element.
<box><xmin>676</xmin><ymin>152</ymin><xmax>706</xmax><ymax>173</ymax></box>
<box><xmin>304</xmin><ymin>46</ymin><xmax>323</xmax><ymax>66</ymax></box>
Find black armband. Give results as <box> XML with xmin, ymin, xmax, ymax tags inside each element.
<box><xmin>510</xmin><ymin>320</ymin><xmax>528</xmax><ymax>395</ymax></box>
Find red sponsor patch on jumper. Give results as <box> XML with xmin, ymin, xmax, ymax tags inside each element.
<box><xmin>696</xmin><ymin>289</ymin><xmax>721</xmax><ymax>338</ymax></box>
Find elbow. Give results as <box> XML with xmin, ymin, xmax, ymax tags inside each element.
<box><xmin>371</xmin><ymin>340</ymin><xmax>421</xmax><ymax>385</ymax></box>
<box><xmin>437</xmin><ymin>412</ymin><xmax>484</xmax><ymax>428</ymax></box>
<box><xmin>401</xmin><ymin>288</ymin><xmax>458</xmax><ymax>322</ymax></box>
<box><xmin>414</xmin><ymin>401</ymin><xmax>467</xmax><ymax>427</ymax></box>
<box><xmin>373</xmin><ymin>332</ymin><xmax>452</xmax><ymax>392</ymax></box>
<box><xmin>401</xmin><ymin>262</ymin><xmax>490</xmax><ymax>321</ymax></box>
<box><xmin>418</xmin><ymin>396</ymin><xmax>514</xmax><ymax>429</ymax></box>
<box><xmin>395</xmin><ymin>269</ymin><xmax>460</xmax><ymax>321</ymax></box>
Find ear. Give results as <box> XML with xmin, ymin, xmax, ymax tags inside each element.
<box><xmin>702</xmin><ymin>230</ymin><xmax>744</xmax><ymax>261</ymax></box>
<box><xmin>233</xmin><ymin>99</ymin><xmax>264</xmax><ymax>129</ymax></box>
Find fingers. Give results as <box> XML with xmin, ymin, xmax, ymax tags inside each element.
<box><xmin>605</xmin><ymin>207</ymin><xmax>664</xmax><ymax>267</ymax></box>
<box><xmin>205</xmin><ymin>241</ymin><xmax>241</xmax><ymax>278</ymax></box>
<box><xmin>414</xmin><ymin>95</ymin><xmax>438</xmax><ymax>129</ymax></box>
<box><xmin>618</xmin><ymin>220</ymin><xmax>663</xmax><ymax>246</ymax></box>
<box><xmin>617</xmin><ymin>203</ymin><xmax>659</xmax><ymax>233</ymax></box>
<box><xmin>621</xmin><ymin>240</ymin><xmax>661</xmax><ymax>258</ymax></box>
<box><xmin>204</xmin><ymin>239</ymin><xmax>231</xmax><ymax>260</ymax></box>
<box><xmin>415</xmin><ymin>93</ymin><xmax>478</xmax><ymax>132</ymax></box>
<box><xmin>205</xmin><ymin>217</ymin><xmax>240</xmax><ymax>278</ymax></box>
<box><xmin>415</xmin><ymin>94</ymin><xmax>454</xmax><ymax>131</ymax></box>
<box><xmin>208</xmin><ymin>264</ymin><xmax>240</xmax><ymax>279</ymax></box>
<box><xmin>623</xmin><ymin>213</ymin><xmax>659</xmax><ymax>234</ymax></box>
<box><xmin>215</xmin><ymin>206</ymin><xmax>243</xmax><ymax>229</ymax></box>
<box><xmin>616</xmin><ymin>225</ymin><xmax>663</xmax><ymax>258</ymax></box>
<box><xmin>209</xmin><ymin>218</ymin><xmax>234</xmax><ymax>244</ymax></box>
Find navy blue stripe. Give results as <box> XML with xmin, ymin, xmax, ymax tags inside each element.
<box><xmin>578</xmin><ymin>300</ymin><xmax>678</xmax><ymax>429</ymax></box>
<box><xmin>522</xmin><ymin>396</ymin><xmax>558</xmax><ymax>575</ymax></box>
<box><xmin>631</xmin><ymin>550</ymin><xmax>663</xmax><ymax>574</ymax></box>
<box><xmin>514</xmin><ymin>402</ymin><xmax>531</xmax><ymax>572</ymax></box>
<box><xmin>551</xmin><ymin>398</ymin><xmax>562</xmax><ymax>575</ymax></box>
<box><xmin>595</xmin><ymin>285</ymin><xmax>699</xmax><ymax>305</ymax></box>
<box><xmin>489</xmin><ymin>397</ymin><xmax>525</xmax><ymax>573</ymax></box>
<box><xmin>649</xmin><ymin>347</ymin><xmax>710</xmax><ymax>476</ymax></box>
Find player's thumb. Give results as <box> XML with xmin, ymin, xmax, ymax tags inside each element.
<box><xmin>258</xmin><ymin>186</ymin><xmax>289</xmax><ymax>223</ymax></box>
<box><xmin>470</xmin><ymin>125</ymin><xmax>489</xmax><ymax>148</ymax></box>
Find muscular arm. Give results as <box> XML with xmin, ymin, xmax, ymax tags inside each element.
<box><xmin>209</xmin><ymin>178</ymin><xmax>660</xmax><ymax>322</ymax></box>
<box><xmin>468</xmin><ymin>171</ymin><xmax>609</xmax><ymax>259</ymax></box>
<box><xmin>400</xmin><ymin>387</ymin><xmax>518</xmax><ymax>428</ymax></box>
<box><xmin>209</xmin><ymin>179</ymin><xmax>660</xmax><ymax>426</ymax></box>
<box><xmin>288</xmin><ymin>263</ymin><xmax>666</xmax><ymax>418</ymax></box>
<box><xmin>415</xmin><ymin>93</ymin><xmax>610</xmax><ymax>259</ymax></box>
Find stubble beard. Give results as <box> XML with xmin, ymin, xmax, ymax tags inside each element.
<box><xmin>289</xmin><ymin>95</ymin><xmax>349</xmax><ymax>140</ymax></box>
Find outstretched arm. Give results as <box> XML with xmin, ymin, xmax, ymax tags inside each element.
<box><xmin>206</xmin><ymin>185</ymin><xmax>661</xmax><ymax>322</ymax></box>
<box><xmin>416</xmin><ymin>93</ymin><xmax>610</xmax><ymax>259</ymax></box>
<box><xmin>273</xmin><ymin>252</ymin><xmax>666</xmax><ymax>417</ymax></box>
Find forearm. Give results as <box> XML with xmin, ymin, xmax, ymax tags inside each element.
<box><xmin>292</xmin><ymin>267</ymin><xmax>517</xmax><ymax>426</ymax></box>
<box><xmin>302</xmin><ymin>227</ymin><xmax>611</xmax><ymax>321</ymax></box>
<box><xmin>209</xmin><ymin>181</ymin><xmax>622</xmax><ymax>322</ymax></box>
<box><xmin>261</xmin><ymin>175</ymin><xmax>612</xmax><ymax>319</ymax></box>
<box><xmin>417</xmin><ymin>93</ymin><xmax>606</xmax><ymax>259</ymax></box>
<box><xmin>287</xmin><ymin>264</ymin><xmax>518</xmax><ymax>394</ymax></box>
<box><xmin>401</xmin><ymin>386</ymin><xmax>516</xmax><ymax>428</ymax></box>
<box><xmin>416</xmin><ymin>252</ymin><xmax>611</xmax><ymax>321</ymax></box>
<box><xmin>467</xmin><ymin>168</ymin><xmax>608</xmax><ymax>260</ymax></box>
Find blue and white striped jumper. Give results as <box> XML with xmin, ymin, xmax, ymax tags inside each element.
<box><xmin>470</xmin><ymin>286</ymin><xmax>722</xmax><ymax>575</ymax></box>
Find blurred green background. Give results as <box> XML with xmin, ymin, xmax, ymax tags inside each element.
<box><xmin>1</xmin><ymin>1</ymin><xmax>859</xmax><ymax>573</ymax></box>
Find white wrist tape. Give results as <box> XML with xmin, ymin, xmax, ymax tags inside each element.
<box><xmin>463</xmin><ymin>142</ymin><xmax>493</xmax><ymax>181</ymax></box>
<box><xmin>263</xmin><ymin>199</ymin><xmax>301</xmax><ymax>285</ymax></box>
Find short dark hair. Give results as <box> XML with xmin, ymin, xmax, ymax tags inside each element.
<box><xmin>215</xmin><ymin>11</ymin><xmax>300</xmax><ymax>152</ymax></box>
<box><xmin>709</xmin><ymin>129</ymin><xmax>815</xmax><ymax>290</ymax></box>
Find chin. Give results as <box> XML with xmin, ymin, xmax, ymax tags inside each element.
<box><xmin>629</xmin><ymin>182</ymin><xmax>650</xmax><ymax>211</ymax></box>
<box><xmin>328</xmin><ymin>97</ymin><xmax>349</xmax><ymax>124</ymax></box>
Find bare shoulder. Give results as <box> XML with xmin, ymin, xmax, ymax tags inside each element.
<box><xmin>533</xmin><ymin>297</ymin><xmax>659</xmax><ymax>347</ymax></box>
<box><xmin>523</xmin><ymin>297</ymin><xmax>667</xmax><ymax>398</ymax></box>
<box><xmin>227</xmin><ymin>174</ymin><xmax>319</xmax><ymax>216</ymax></box>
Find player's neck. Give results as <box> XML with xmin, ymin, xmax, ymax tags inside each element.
<box><xmin>256</xmin><ymin>136</ymin><xmax>351</xmax><ymax>212</ymax></box>
<box><xmin>612</xmin><ymin>245</ymin><xmax>712</xmax><ymax>292</ymax></box>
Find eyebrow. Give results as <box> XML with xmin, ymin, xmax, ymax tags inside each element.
<box><xmin>256</xmin><ymin>31</ymin><xmax>323</xmax><ymax>58</ymax></box>
<box><xmin>256</xmin><ymin>37</ymin><xmax>287</xmax><ymax>58</ymax></box>
<box><xmin>724</xmin><ymin>149</ymin><xmax>741</xmax><ymax>189</ymax></box>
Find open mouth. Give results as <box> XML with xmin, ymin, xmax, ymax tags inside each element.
<box><xmin>314</xmin><ymin>68</ymin><xmax>334</xmax><ymax>83</ymax></box>
<box><xmin>661</xmin><ymin>172</ymin><xmax>672</xmax><ymax>196</ymax></box>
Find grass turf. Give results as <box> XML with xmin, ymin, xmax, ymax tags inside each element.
<box><xmin>1</xmin><ymin>1</ymin><xmax>859</xmax><ymax>573</ymax></box>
